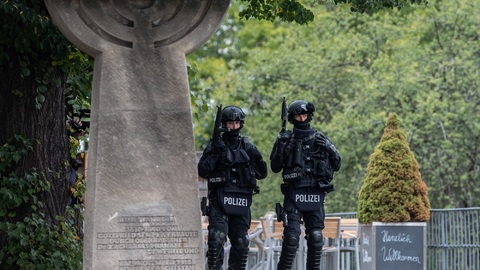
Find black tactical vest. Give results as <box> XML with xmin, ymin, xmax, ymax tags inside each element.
<box><xmin>282</xmin><ymin>131</ymin><xmax>334</xmax><ymax>188</ymax></box>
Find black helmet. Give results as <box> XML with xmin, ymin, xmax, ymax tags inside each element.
<box><xmin>287</xmin><ymin>100</ymin><xmax>315</xmax><ymax>124</ymax></box>
<box><xmin>222</xmin><ymin>106</ymin><xmax>245</xmax><ymax>122</ymax></box>
<box><xmin>221</xmin><ymin>106</ymin><xmax>246</xmax><ymax>134</ymax></box>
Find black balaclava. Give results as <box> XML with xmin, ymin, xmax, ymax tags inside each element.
<box><xmin>223</xmin><ymin>127</ymin><xmax>241</xmax><ymax>149</ymax></box>
<box><xmin>292</xmin><ymin>115</ymin><xmax>312</xmax><ymax>130</ymax></box>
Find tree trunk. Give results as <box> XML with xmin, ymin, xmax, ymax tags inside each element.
<box><xmin>0</xmin><ymin>50</ymin><xmax>71</xmax><ymax>258</ymax></box>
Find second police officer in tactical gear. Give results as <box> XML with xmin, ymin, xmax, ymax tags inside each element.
<box><xmin>198</xmin><ymin>106</ymin><xmax>268</xmax><ymax>270</ymax></box>
<box><xmin>270</xmin><ymin>100</ymin><xmax>341</xmax><ymax>270</ymax></box>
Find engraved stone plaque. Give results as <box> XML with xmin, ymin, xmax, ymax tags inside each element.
<box><xmin>44</xmin><ymin>1</ymin><xmax>229</xmax><ymax>269</ymax></box>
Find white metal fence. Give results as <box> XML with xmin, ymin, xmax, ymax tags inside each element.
<box><xmin>427</xmin><ymin>208</ymin><xmax>480</xmax><ymax>270</ymax></box>
<box><xmin>240</xmin><ymin>208</ymin><xmax>480</xmax><ymax>269</ymax></box>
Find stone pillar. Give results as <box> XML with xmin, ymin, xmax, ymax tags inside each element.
<box><xmin>44</xmin><ymin>1</ymin><xmax>229</xmax><ymax>269</ymax></box>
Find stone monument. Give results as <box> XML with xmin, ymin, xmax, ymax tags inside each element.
<box><xmin>44</xmin><ymin>1</ymin><xmax>230</xmax><ymax>269</ymax></box>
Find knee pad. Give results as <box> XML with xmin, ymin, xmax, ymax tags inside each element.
<box><xmin>208</xmin><ymin>229</ymin><xmax>226</xmax><ymax>247</ymax></box>
<box><xmin>284</xmin><ymin>230</ymin><xmax>300</xmax><ymax>248</ymax></box>
<box><xmin>207</xmin><ymin>229</ymin><xmax>226</xmax><ymax>269</ymax></box>
<box><xmin>307</xmin><ymin>229</ymin><xmax>324</xmax><ymax>248</ymax></box>
<box><xmin>231</xmin><ymin>234</ymin><xmax>249</xmax><ymax>253</ymax></box>
<box><xmin>228</xmin><ymin>234</ymin><xmax>249</xmax><ymax>269</ymax></box>
<box><xmin>285</xmin><ymin>235</ymin><xmax>299</xmax><ymax>247</ymax></box>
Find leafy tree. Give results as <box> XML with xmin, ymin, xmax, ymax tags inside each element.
<box><xmin>0</xmin><ymin>1</ymin><xmax>91</xmax><ymax>268</ymax></box>
<box><xmin>238</xmin><ymin>0</ymin><xmax>427</xmax><ymax>23</ymax></box>
<box><xmin>406</xmin><ymin>0</ymin><xmax>480</xmax><ymax>208</ymax></box>
<box><xmin>190</xmin><ymin>0</ymin><xmax>480</xmax><ymax>218</ymax></box>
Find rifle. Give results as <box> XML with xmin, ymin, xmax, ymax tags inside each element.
<box><xmin>281</xmin><ymin>97</ymin><xmax>287</xmax><ymax>133</ymax></box>
<box><xmin>212</xmin><ymin>105</ymin><xmax>223</xmax><ymax>145</ymax></box>
<box><xmin>211</xmin><ymin>105</ymin><xmax>230</xmax><ymax>146</ymax></box>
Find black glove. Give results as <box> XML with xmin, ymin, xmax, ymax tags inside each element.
<box><xmin>247</xmin><ymin>146</ymin><xmax>263</xmax><ymax>163</ymax></box>
<box><xmin>316</xmin><ymin>133</ymin><xmax>336</xmax><ymax>155</ymax></box>
<box><xmin>273</xmin><ymin>132</ymin><xmax>290</xmax><ymax>157</ymax></box>
<box><xmin>278</xmin><ymin>132</ymin><xmax>291</xmax><ymax>150</ymax></box>
<box><xmin>212</xmin><ymin>138</ymin><xmax>228</xmax><ymax>162</ymax></box>
<box><xmin>213</xmin><ymin>138</ymin><xmax>226</xmax><ymax>150</ymax></box>
<box><xmin>316</xmin><ymin>133</ymin><xmax>327</xmax><ymax>147</ymax></box>
<box><xmin>277</xmin><ymin>131</ymin><xmax>290</xmax><ymax>145</ymax></box>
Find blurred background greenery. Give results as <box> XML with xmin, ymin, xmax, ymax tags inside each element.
<box><xmin>188</xmin><ymin>0</ymin><xmax>480</xmax><ymax>218</ymax></box>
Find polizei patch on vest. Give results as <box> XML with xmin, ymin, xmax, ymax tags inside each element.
<box><xmin>209</xmin><ymin>176</ymin><xmax>225</xmax><ymax>183</ymax></box>
<box><xmin>289</xmin><ymin>187</ymin><xmax>325</xmax><ymax>212</ymax></box>
<box><xmin>224</xmin><ymin>196</ymin><xmax>248</xmax><ymax>206</ymax></box>
<box><xmin>217</xmin><ymin>187</ymin><xmax>252</xmax><ymax>216</ymax></box>
<box><xmin>283</xmin><ymin>169</ymin><xmax>302</xmax><ymax>183</ymax></box>
<box><xmin>295</xmin><ymin>194</ymin><xmax>322</xmax><ymax>203</ymax></box>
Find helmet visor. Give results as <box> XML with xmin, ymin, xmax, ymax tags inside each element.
<box><xmin>290</xmin><ymin>103</ymin><xmax>309</xmax><ymax>115</ymax></box>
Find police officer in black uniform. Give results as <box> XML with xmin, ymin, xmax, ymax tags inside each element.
<box><xmin>198</xmin><ymin>106</ymin><xmax>268</xmax><ymax>270</ymax></box>
<box><xmin>270</xmin><ymin>100</ymin><xmax>341</xmax><ymax>270</ymax></box>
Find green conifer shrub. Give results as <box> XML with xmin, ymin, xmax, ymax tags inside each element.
<box><xmin>357</xmin><ymin>113</ymin><xmax>430</xmax><ymax>223</ymax></box>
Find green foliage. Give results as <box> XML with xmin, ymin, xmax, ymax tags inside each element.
<box><xmin>239</xmin><ymin>0</ymin><xmax>314</xmax><ymax>24</ymax></box>
<box><xmin>0</xmin><ymin>1</ymin><xmax>66</xmax><ymax>58</ymax></box>
<box><xmin>238</xmin><ymin>0</ymin><xmax>428</xmax><ymax>24</ymax></box>
<box><xmin>0</xmin><ymin>0</ymin><xmax>91</xmax><ymax>111</ymax></box>
<box><xmin>0</xmin><ymin>136</ymin><xmax>82</xmax><ymax>269</ymax></box>
<box><xmin>0</xmin><ymin>212</ymin><xmax>82</xmax><ymax>270</ymax></box>
<box><xmin>63</xmin><ymin>48</ymin><xmax>94</xmax><ymax>115</ymax></box>
<box><xmin>0</xmin><ymin>136</ymin><xmax>46</xmax><ymax>218</ymax></box>
<box><xmin>333</xmin><ymin>0</ymin><xmax>427</xmax><ymax>13</ymax></box>
<box><xmin>190</xmin><ymin>0</ymin><xmax>480</xmax><ymax>217</ymax></box>
<box><xmin>357</xmin><ymin>113</ymin><xmax>430</xmax><ymax>223</ymax></box>
<box><xmin>0</xmin><ymin>1</ymin><xmax>71</xmax><ymax>109</ymax></box>
<box><xmin>0</xmin><ymin>171</ymin><xmax>49</xmax><ymax>218</ymax></box>
<box><xmin>0</xmin><ymin>135</ymin><xmax>33</xmax><ymax>172</ymax></box>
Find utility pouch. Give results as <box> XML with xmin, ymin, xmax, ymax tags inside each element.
<box><xmin>288</xmin><ymin>187</ymin><xmax>325</xmax><ymax>212</ymax></box>
<box><xmin>238</xmin><ymin>164</ymin><xmax>256</xmax><ymax>188</ymax></box>
<box><xmin>217</xmin><ymin>186</ymin><xmax>252</xmax><ymax>216</ymax></box>
<box><xmin>292</xmin><ymin>140</ymin><xmax>303</xmax><ymax>167</ymax></box>
<box><xmin>313</xmin><ymin>153</ymin><xmax>333</xmax><ymax>181</ymax></box>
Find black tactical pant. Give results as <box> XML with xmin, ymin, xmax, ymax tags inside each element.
<box><xmin>207</xmin><ymin>199</ymin><xmax>251</xmax><ymax>270</ymax></box>
<box><xmin>278</xmin><ymin>191</ymin><xmax>326</xmax><ymax>270</ymax></box>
